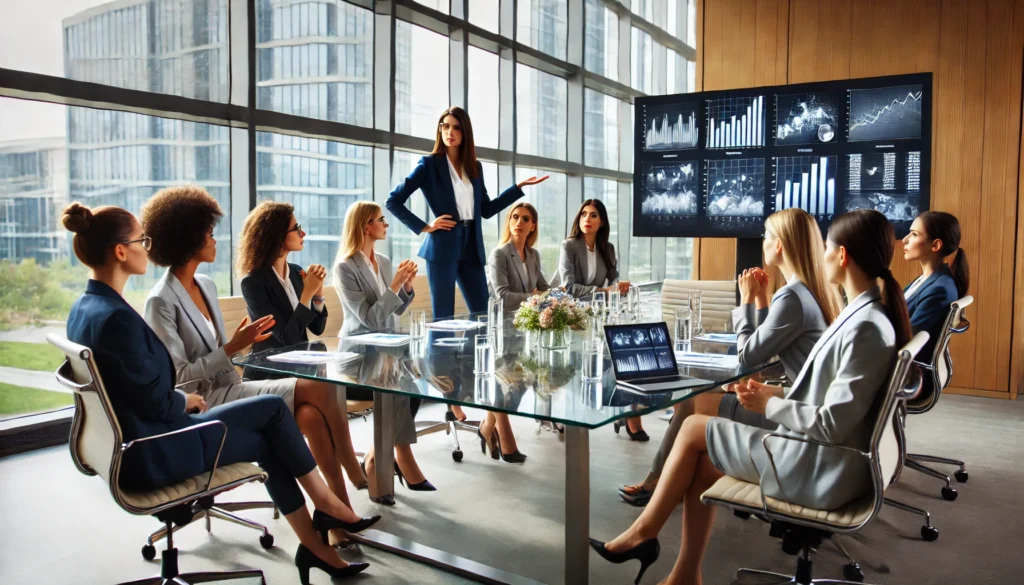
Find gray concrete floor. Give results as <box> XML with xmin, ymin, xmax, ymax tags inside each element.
<box><xmin>1</xmin><ymin>395</ymin><xmax>1022</xmax><ymax>585</ymax></box>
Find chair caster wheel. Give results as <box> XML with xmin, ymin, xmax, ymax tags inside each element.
<box><xmin>141</xmin><ymin>544</ymin><xmax>156</xmax><ymax>560</ymax></box>
<box><xmin>843</xmin><ymin>562</ymin><xmax>864</xmax><ymax>582</ymax></box>
<box><xmin>954</xmin><ymin>470</ymin><xmax>968</xmax><ymax>483</ymax></box>
<box><xmin>921</xmin><ymin>525</ymin><xmax>939</xmax><ymax>541</ymax></box>
<box><xmin>259</xmin><ymin>533</ymin><xmax>274</xmax><ymax>549</ymax></box>
<box><xmin>452</xmin><ymin>449</ymin><xmax>463</xmax><ymax>462</ymax></box>
<box><xmin>941</xmin><ymin>486</ymin><xmax>958</xmax><ymax>501</ymax></box>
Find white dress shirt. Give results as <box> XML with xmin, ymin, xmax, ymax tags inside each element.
<box><xmin>361</xmin><ymin>251</ymin><xmax>387</xmax><ymax>296</ymax></box>
<box><xmin>904</xmin><ymin>275</ymin><xmax>925</xmax><ymax>300</ymax></box>
<box><xmin>586</xmin><ymin>245</ymin><xmax>598</xmax><ymax>284</ymax></box>
<box><xmin>273</xmin><ymin>263</ymin><xmax>323</xmax><ymax>312</ymax></box>
<box><xmin>446</xmin><ymin>155</ymin><xmax>475</xmax><ymax>221</ymax></box>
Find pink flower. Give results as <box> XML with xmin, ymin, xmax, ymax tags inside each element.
<box><xmin>539</xmin><ymin>307</ymin><xmax>554</xmax><ymax>328</ymax></box>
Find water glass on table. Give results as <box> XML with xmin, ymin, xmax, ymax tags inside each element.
<box><xmin>582</xmin><ymin>340</ymin><xmax>604</xmax><ymax>380</ymax></box>
<box><xmin>474</xmin><ymin>334</ymin><xmax>495</xmax><ymax>376</ymax></box>
<box><xmin>675</xmin><ymin>307</ymin><xmax>693</xmax><ymax>352</ymax></box>
<box><xmin>410</xmin><ymin>310</ymin><xmax>427</xmax><ymax>340</ymax></box>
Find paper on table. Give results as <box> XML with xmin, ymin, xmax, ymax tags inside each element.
<box><xmin>346</xmin><ymin>333</ymin><xmax>411</xmax><ymax>346</ymax></box>
<box><xmin>425</xmin><ymin>319</ymin><xmax>486</xmax><ymax>331</ymax></box>
<box><xmin>268</xmin><ymin>350</ymin><xmax>362</xmax><ymax>365</ymax></box>
<box><xmin>695</xmin><ymin>333</ymin><xmax>739</xmax><ymax>343</ymax></box>
<box><xmin>675</xmin><ymin>351</ymin><xmax>740</xmax><ymax>369</ymax></box>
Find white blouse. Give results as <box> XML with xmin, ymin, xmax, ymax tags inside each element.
<box><xmin>273</xmin><ymin>264</ymin><xmax>324</xmax><ymax>312</ymax></box>
<box><xmin>361</xmin><ymin>251</ymin><xmax>387</xmax><ymax>296</ymax></box>
<box><xmin>446</xmin><ymin>155</ymin><xmax>475</xmax><ymax>221</ymax></box>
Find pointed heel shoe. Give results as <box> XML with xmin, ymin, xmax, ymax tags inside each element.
<box><xmin>313</xmin><ymin>509</ymin><xmax>381</xmax><ymax>544</ymax></box>
<box><xmin>395</xmin><ymin>461</ymin><xmax>436</xmax><ymax>491</ymax></box>
<box><xmin>589</xmin><ymin>537</ymin><xmax>660</xmax><ymax>585</ymax></box>
<box><xmin>295</xmin><ymin>544</ymin><xmax>369</xmax><ymax>584</ymax></box>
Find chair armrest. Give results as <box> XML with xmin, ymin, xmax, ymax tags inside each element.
<box><xmin>122</xmin><ymin>420</ymin><xmax>228</xmax><ymax>494</ymax></box>
<box><xmin>756</xmin><ymin>433</ymin><xmax>869</xmax><ymax>521</ymax></box>
<box><xmin>950</xmin><ymin>316</ymin><xmax>970</xmax><ymax>334</ymax></box>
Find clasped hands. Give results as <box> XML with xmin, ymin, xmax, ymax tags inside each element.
<box><xmin>738</xmin><ymin>267</ymin><xmax>770</xmax><ymax>307</ymax></box>
<box><xmin>390</xmin><ymin>259</ymin><xmax>417</xmax><ymax>294</ymax></box>
<box><xmin>725</xmin><ymin>378</ymin><xmax>784</xmax><ymax>414</ymax></box>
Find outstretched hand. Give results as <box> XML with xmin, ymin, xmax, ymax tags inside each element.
<box><xmin>517</xmin><ymin>175</ymin><xmax>550</xmax><ymax>189</ymax></box>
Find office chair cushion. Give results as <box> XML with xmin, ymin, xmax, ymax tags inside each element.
<box><xmin>701</xmin><ymin>475</ymin><xmax>874</xmax><ymax>528</ymax></box>
<box><xmin>120</xmin><ymin>462</ymin><xmax>266</xmax><ymax>510</ymax></box>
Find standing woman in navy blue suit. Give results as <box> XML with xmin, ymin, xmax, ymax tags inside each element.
<box><xmin>61</xmin><ymin>203</ymin><xmax>375</xmax><ymax>583</ymax></box>
<box><xmin>386</xmin><ymin>106</ymin><xmax>549</xmax><ymax>319</ymax></box>
<box><xmin>901</xmin><ymin>211</ymin><xmax>969</xmax><ymax>365</ymax></box>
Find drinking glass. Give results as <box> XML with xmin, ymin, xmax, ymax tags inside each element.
<box><xmin>592</xmin><ymin>291</ymin><xmax>607</xmax><ymax>318</ymax></box>
<box><xmin>609</xmin><ymin>290</ymin><xmax>621</xmax><ymax>316</ymax></box>
<box><xmin>474</xmin><ymin>374</ymin><xmax>496</xmax><ymax>404</ymax></box>
<box><xmin>410</xmin><ymin>310</ymin><xmax>427</xmax><ymax>340</ymax></box>
<box><xmin>474</xmin><ymin>334</ymin><xmax>495</xmax><ymax>375</ymax></box>
<box><xmin>488</xmin><ymin>297</ymin><xmax>504</xmax><ymax>330</ymax></box>
<box><xmin>675</xmin><ymin>307</ymin><xmax>693</xmax><ymax>352</ymax></box>
<box><xmin>688</xmin><ymin>290</ymin><xmax>704</xmax><ymax>336</ymax></box>
<box><xmin>582</xmin><ymin>340</ymin><xmax>604</xmax><ymax>380</ymax></box>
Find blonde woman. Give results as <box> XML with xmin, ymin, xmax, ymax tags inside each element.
<box><xmin>618</xmin><ymin>207</ymin><xmax>842</xmax><ymax>507</ymax></box>
<box><xmin>479</xmin><ymin>202</ymin><xmax>549</xmax><ymax>463</ymax></box>
<box><xmin>333</xmin><ymin>201</ymin><xmax>433</xmax><ymax>505</ymax></box>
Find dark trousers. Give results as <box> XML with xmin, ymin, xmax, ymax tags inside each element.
<box><xmin>195</xmin><ymin>394</ymin><xmax>317</xmax><ymax>515</ymax></box>
<box><xmin>426</xmin><ymin>222</ymin><xmax>489</xmax><ymax>319</ymax></box>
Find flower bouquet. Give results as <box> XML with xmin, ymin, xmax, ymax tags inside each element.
<box><xmin>512</xmin><ymin>289</ymin><xmax>591</xmax><ymax>349</ymax></box>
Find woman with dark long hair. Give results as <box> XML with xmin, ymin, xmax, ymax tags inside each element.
<box><xmin>62</xmin><ymin>202</ymin><xmax>376</xmax><ymax>583</ymax></box>
<box><xmin>558</xmin><ymin>199</ymin><xmax>630</xmax><ymax>300</ymax></box>
<box><xmin>590</xmin><ymin>209</ymin><xmax>910</xmax><ymax>585</ymax></box>
<box><xmin>386</xmin><ymin>106</ymin><xmax>549</xmax><ymax>319</ymax></box>
<box><xmin>902</xmin><ymin>210</ymin><xmax>969</xmax><ymax>362</ymax></box>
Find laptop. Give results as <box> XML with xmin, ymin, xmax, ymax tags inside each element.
<box><xmin>604</xmin><ymin>322</ymin><xmax>712</xmax><ymax>393</ymax></box>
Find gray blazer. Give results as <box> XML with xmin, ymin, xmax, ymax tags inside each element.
<box><xmin>708</xmin><ymin>287</ymin><xmax>895</xmax><ymax>510</ymax></box>
<box><xmin>557</xmin><ymin>237</ymin><xmax>619</xmax><ymax>298</ymax></box>
<box><xmin>334</xmin><ymin>251</ymin><xmax>414</xmax><ymax>338</ymax></box>
<box><xmin>144</xmin><ymin>270</ymin><xmax>239</xmax><ymax>395</ymax></box>
<box><xmin>487</xmin><ymin>242</ymin><xmax>550</xmax><ymax>313</ymax></box>
<box><xmin>732</xmin><ymin>280</ymin><xmax>829</xmax><ymax>381</ymax></box>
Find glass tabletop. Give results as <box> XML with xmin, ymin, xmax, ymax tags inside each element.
<box><xmin>233</xmin><ymin>318</ymin><xmax>778</xmax><ymax>430</ymax></box>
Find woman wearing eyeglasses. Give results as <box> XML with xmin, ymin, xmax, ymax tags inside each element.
<box><xmin>386</xmin><ymin>106</ymin><xmax>549</xmax><ymax>320</ymax></box>
<box><xmin>333</xmin><ymin>201</ymin><xmax>434</xmax><ymax>503</ymax></box>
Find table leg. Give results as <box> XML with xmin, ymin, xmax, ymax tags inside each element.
<box><xmin>372</xmin><ymin>392</ymin><xmax>396</xmax><ymax>497</ymax></box>
<box><xmin>565</xmin><ymin>426</ymin><xmax>590</xmax><ymax>585</ymax></box>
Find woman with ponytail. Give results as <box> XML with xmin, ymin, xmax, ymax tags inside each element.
<box><xmin>590</xmin><ymin>209</ymin><xmax>909</xmax><ymax>585</ymax></box>
<box><xmin>902</xmin><ymin>211</ymin><xmax>969</xmax><ymax>362</ymax></box>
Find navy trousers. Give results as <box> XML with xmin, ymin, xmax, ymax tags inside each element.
<box><xmin>194</xmin><ymin>394</ymin><xmax>317</xmax><ymax>515</ymax></box>
<box><xmin>426</xmin><ymin>222</ymin><xmax>489</xmax><ymax>319</ymax></box>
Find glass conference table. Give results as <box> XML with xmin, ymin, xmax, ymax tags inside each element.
<box><xmin>235</xmin><ymin>320</ymin><xmax>776</xmax><ymax>585</ymax></box>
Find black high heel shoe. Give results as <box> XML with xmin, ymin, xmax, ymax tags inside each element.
<box><xmin>589</xmin><ymin>537</ymin><xmax>660</xmax><ymax>585</ymax></box>
<box><xmin>394</xmin><ymin>462</ymin><xmax>436</xmax><ymax>491</ymax></box>
<box><xmin>295</xmin><ymin>543</ymin><xmax>369</xmax><ymax>584</ymax></box>
<box><xmin>493</xmin><ymin>433</ymin><xmax>527</xmax><ymax>464</ymax></box>
<box><xmin>360</xmin><ymin>458</ymin><xmax>396</xmax><ymax>506</ymax></box>
<box><xmin>313</xmin><ymin>509</ymin><xmax>381</xmax><ymax>544</ymax></box>
<box><xmin>613</xmin><ymin>420</ymin><xmax>650</xmax><ymax>442</ymax></box>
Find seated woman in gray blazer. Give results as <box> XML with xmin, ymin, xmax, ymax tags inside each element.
<box><xmin>140</xmin><ymin>186</ymin><xmax>366</xmax><ymax>525</ymax></box>
<box><xmin>333</xmin><ymin>201</ymin><xmax>435</xmax><ymax>501</ymax></box>
<box><xmin>482</xmin><ymin>201</ymin><xmax>549</xmax><ymax>462</ymax></box>
<box><xmin>618</xmin><ymin>208</ymin><xmax>842</xmax><ymax>506</ymax></box>
<box><xmin>591</xmin><ymin>209</ymin><xmax>912</xmax><ymax>585</ymax></box>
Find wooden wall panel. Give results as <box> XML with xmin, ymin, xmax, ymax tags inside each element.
<box><xmin>695</xmin><ymin>0</ymin><xmax>1024</xmax><ymax>395</ymax></box>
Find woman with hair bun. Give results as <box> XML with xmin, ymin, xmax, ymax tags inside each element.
<box><xmin>62</xmin><ymin>202</ymin><xmax>376</xmax><ymax>583</ymax></box>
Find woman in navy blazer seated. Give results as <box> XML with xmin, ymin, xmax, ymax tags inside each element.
<box><xmin>482</xmin><ymin>201</ymin><xmax>550</xmax><ymax>462</ymax></box>
<box><xmin>386</xmin><ymin>106</ymin><xmax>549</xmax><ymax>319</ymax></box>
<box><xmin>140</xmin><ymin>186</ymin><xmax>365</xmax><ymax>521</ymax></box>
<box><xmin>591</xmin><ymin>209</ymin><xmax>911</xmax><ymax>585</ymax></box>
<box><xmin>901</xmin><ymin>211</ymin><xmax>969</xmax><ymax>365</ymax></box>
<box><xmin>61</xmin><ymin>202</ymin><xmax>376</xmax><ymax>583</ymax></box>
<box><xmin>333</xmin><ymin>201</ymin><xmax>436</xmax><ymax>501</ymax></box>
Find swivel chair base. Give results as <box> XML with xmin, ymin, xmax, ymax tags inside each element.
<box><xmin>883</xmin><ymin>497</ymin><xmax>940</xmax><ymax>541</ymax></box>
<box><xmin>733</xmin><ymin>549</ymin><xmax>869</xmax><ymax>585</ymax></box>
<box><xmin>905</xmin><ymin>453</ymin><xmax>968</xmax><ymax>500</ymax></box>
<box><xmin>416</xmin><ymin>406</ymin><xmax>480</xmax><ymax>462</ymax></box>
<box><xmin>127</xmin><ymin>519</ymin><xmax>265</xmax><ymax>585</ymax></box>
<box><xmin>143</xmin><ymin>500</ymin><xmax>279</xmax><ymax>560</ymax></box>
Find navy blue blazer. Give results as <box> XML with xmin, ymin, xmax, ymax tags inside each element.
<box><xmin>905</xmin><ymin>264</ymin><xmax>959</xmax><ymax>362</ymax></box>
<box><xmin>240</xmin><ymin>263</ymin><xmax>329</xmax><ymax>354</ymax></box>
<box><xmin>386</xmin><ymin>153</ymin><xmax>525</xmax><ymax>266</ymax></box>
<box><xmin>67</xmin><ymin>280</ymin><xmax>212</xmax><ymax>489</ymax></box>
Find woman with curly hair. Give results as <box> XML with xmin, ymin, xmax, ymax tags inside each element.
<box><xmin>141</xmin><ymin>187</ymin><xmax>366</xmax><ymax>537</ymax></box>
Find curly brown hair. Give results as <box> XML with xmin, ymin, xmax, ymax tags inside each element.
<box><xmin>236</xmin><ymin>201</ymin><xmax>295</xmax><ymax>277</ymax></box>
<box><xmin>140</xmin><ymin>185</ymin><xmax>223</xmax><ymax>268</ymax></box>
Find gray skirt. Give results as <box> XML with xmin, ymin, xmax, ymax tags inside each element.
<box><xmin>205</xmin><ymin>378</ymin><xmax>298</xmax><ymax>412</ymax></box>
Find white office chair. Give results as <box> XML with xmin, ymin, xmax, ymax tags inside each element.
<box><xmin>49</xmin><ymin>334</ymin><xmax>269</xmax><ymax>585</ymax></box>
<box><xmin>701</xmin><ymin>332</ymin><xmax>929</xmax><ymax>584</ymax></box>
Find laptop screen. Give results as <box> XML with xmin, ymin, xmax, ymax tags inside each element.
<box><xmin>604</xmin><ymin>322</ymin><xmax>679</xmax><ymax>380</ymax></box>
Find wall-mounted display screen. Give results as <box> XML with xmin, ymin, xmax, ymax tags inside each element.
<box><xmin>633</xmin><ymin>73</ymin><xmax>932</xmax><ymax>238</ymax></box>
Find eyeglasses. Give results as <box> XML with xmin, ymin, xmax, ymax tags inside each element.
<box><xmin>120</xmin><ymin>236</ymin><xmax>152</xmax><ymax>251</ymax></box>
<box><xmin>439</xmin><ymin>122</ymin><xmax>462</xmax><ymax>133</ymax></box>
<box><xmin>286</xmin><ymin>223</ymin><xmax>303</xmax><ymax>234</ymax></box>
<box><xmin>368</xmin><ymin>216</ymin><xmax>388</xmax><ymax>226</ymax></box>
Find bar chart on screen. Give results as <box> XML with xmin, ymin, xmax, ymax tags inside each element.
<box><xmin>643</xmin><ymin>102</ymin><xmax>699</xmax><ymax>151</ymax></box>
<box><xmin>706</xmin><ymin>95</ymin><xmax>765</xmax><ymax>149</ymax></box>
<box><xmin>773</xmin><ymin>155</ymin><xmax>838</xmax><ymax>217</ymax></box>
